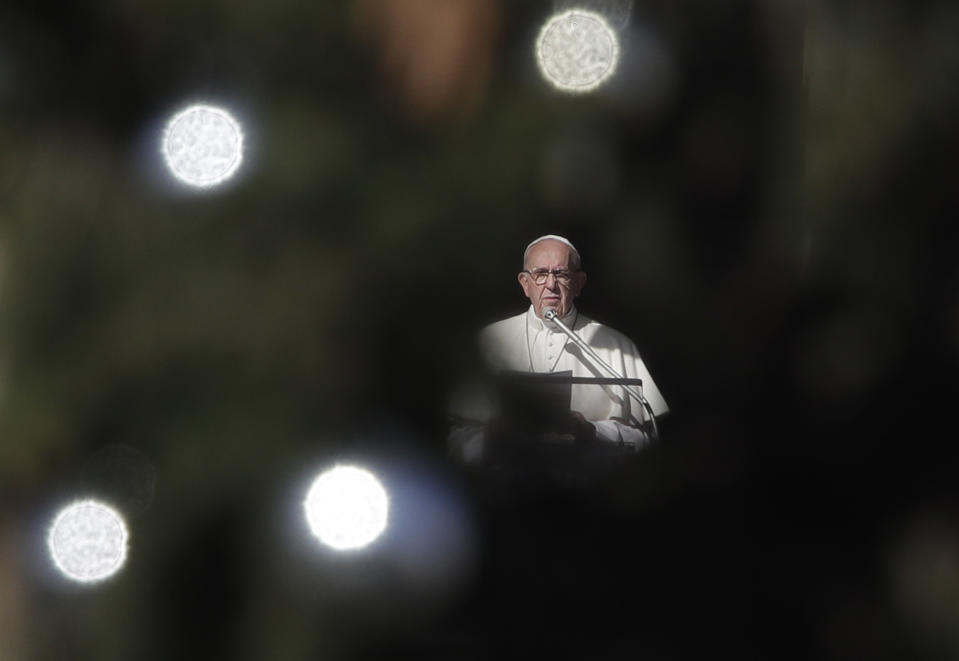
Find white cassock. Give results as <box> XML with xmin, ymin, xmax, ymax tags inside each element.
<box><xmin>451</xmin><ymin>305</ymin><xmax>668</xmax><ymax>458</ymax></box>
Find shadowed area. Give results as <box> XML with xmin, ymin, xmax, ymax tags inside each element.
<box><xmin>1</xmin><ymin>0</ymin><xmax>957</xmax><ymax>659</ymax></box>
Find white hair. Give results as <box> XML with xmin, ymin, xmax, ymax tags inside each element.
<box><xmin>523</xmin><ymin>234</ymin><xmax>582</xmax><ymax>270</ymax></box>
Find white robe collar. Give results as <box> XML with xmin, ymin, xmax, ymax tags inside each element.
<box><xmin>526</xmin><ymin>304</ymin><xmax>578</xmax><ymax>333</ymax></box>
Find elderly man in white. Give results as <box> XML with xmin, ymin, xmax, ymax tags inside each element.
<box><xmin>476</xmin><ymin>234</ymin><xmax>669</xmax><ymax>451</ymax></box>
<box><xmin>450</xmin><ymin>235</ymin><xmax>668</xmax><ymax>464</ymax></box>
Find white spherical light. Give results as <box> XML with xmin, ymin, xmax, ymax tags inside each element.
<box><xmin>304</xmin><ymin>465</ymin><xmax>389</xmax><ymax>551</ymax></box>
<box><xmin>162</xmin><ymin>104</ymin><xmax>244</xmax><ymax>187</ymax></box>
<box><xmin>48</xmin><ymin>500</ymin><xmax>129</xmax><ymax>583</ymax></box>
<box><xmin>536</xmin><ymin>10</ymin><xmax>620</xmax><ymax>93</ymax></box>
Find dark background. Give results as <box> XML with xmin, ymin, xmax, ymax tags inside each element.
<box><xmin>1</xmin><ymin>0</ymin><xmax>958</xmax><ymax>659</ymax></box>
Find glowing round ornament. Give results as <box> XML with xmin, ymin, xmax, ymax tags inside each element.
<box><xmin>536</xmin><ymin>9</ymin><xmax>620</xmax><ymax>93</ymax></box>
<box><xmin>47</xmin><ymin>500</ymin><xmax>129</xmax><ymax>583</ymax></box>
<box><xmin>303</xmin><ymin>465</ymin><xmax>389</xmax><ymax>551</ymax></box>
<box><xmin>161</xmin><ymin>104</ymin><xmax>244</xmax><ymax>187</ymax></box>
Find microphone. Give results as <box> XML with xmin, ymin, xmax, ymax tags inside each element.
<box><xmin>541</xmin><ymin>306</ymin><xmax>659</xmax><ymax>442</ymax></box>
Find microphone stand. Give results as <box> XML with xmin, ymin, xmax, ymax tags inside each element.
<box><xmin>544</xmin><ymin>308</ymin><xmax>660</xmax><ymax>443</ymax></box>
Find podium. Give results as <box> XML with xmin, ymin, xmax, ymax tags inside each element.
<box><xmin>491</xmin><ymin>369</ymin><xmax>645</xmax><ymax>438</ymax></box>
<box><xmin>447</xmin><ymin>371</ymin><xmax>649</xmax><ymax>490</ymax></box>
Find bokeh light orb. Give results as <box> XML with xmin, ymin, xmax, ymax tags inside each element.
<box><xmin>536</xmin><ymin>9</ymin><xmax>620</xmax><ymax>93</ymax></box>
<box><xmin>304</xmin><ymin>465</ymin><xmax>389</xmax><ymax>551</ymax></box>
<box><xmin>47</xmin><ymin>500</ymin><xmax>129</xmax><ymax>583</ymax></box>
<box><xmin>161</xmin><ymin>104</ymin><xmax>243</xmax><ymax>187</ymax></box>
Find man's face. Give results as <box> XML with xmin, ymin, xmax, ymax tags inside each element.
<box><xmin>518</xmin><ymin>240</ymin><xmax>586</xmax><ymax>319</ymax></box>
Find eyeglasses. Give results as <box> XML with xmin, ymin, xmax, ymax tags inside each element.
<box><xmin>523</xmin><ymin>269</ymin><xmax>575</xmax><ymax>285</ymax></box>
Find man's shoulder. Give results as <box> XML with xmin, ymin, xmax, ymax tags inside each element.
<box><xmin>479</xmin><ymin>311</ymin><xmax>527</xmax><ymax>337</ymax></box>
<box><xmin>477</xmin><ymin>311</ymin><xmax>528</xmax><ymax>370</ymax></box>
<box><xmin>577</xmin><ymin>315</ymin><xmax>638</xmax><ymax>351</ymax></box>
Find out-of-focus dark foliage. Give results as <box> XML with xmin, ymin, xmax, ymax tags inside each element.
<box><xmin>1</xmin><ymin>0</ymin><xmax>957</xmax><ymax>659</ymax></box>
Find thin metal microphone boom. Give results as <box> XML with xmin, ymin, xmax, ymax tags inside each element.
<box><xmin>543</xmin><ymin>307</ymin><xmax>660</xmax><ymax>442</ymax></box>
